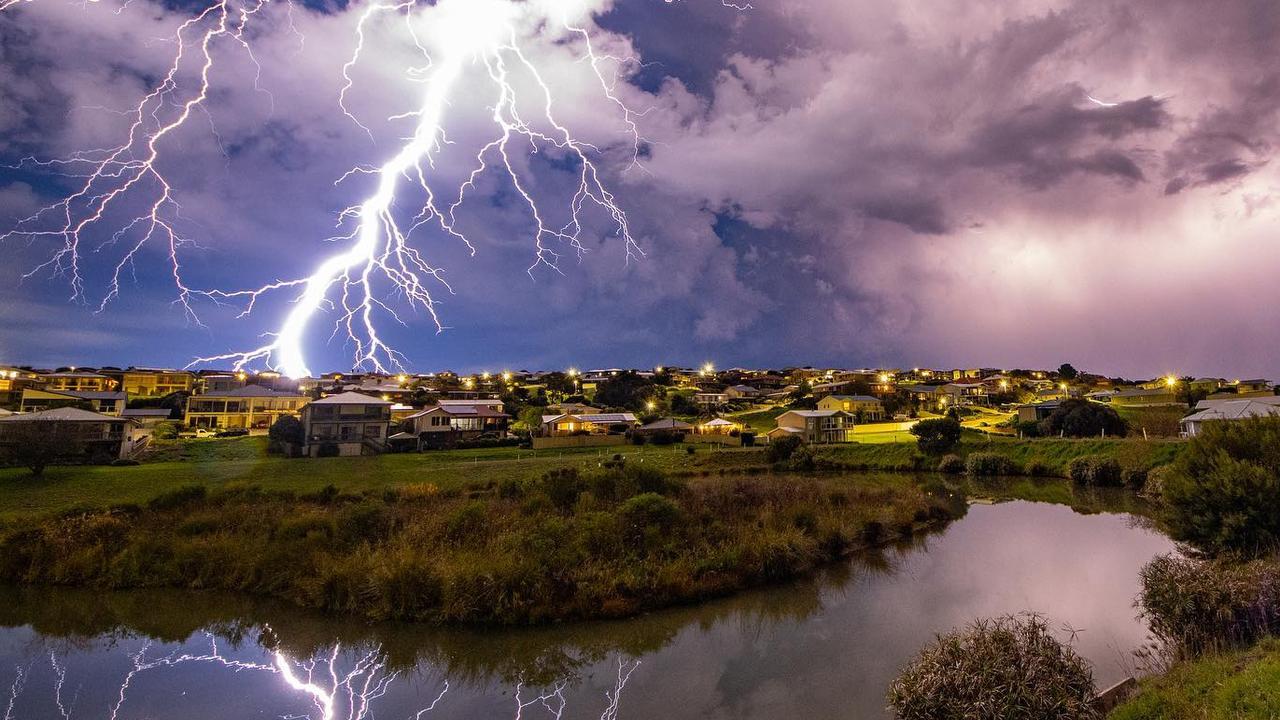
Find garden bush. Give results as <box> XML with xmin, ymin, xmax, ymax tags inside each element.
<box><xmin>1161</xmin><ymin>417</ymin><xmax>1280</xmax><ymax>556</ymax></box>
<box><xmin>937</xmin><ymin>454</ymin><xmax>965</xmax><ymax>474</ymax></box>
<box><xmin>1066</xmin><ymin>456</ymin><xmax>1123</xmax><ymax>487</ymax></box>
<box><xmin>887</xmin><ymin>613</ymin><xmax>1099</xmax><ymax>720</ymax></box>
<box><xmin>1139</xmin><ymin>553</ymin><xmax>1280</xmax><ymax>657</ymax></box>
<box><xmin>910</xmin><ymin>418</ymin><xmax>961</xmax><ymax>455</ymax></box>
<box><xmin>765</xmin><ymin>434</ymin><xmax>804</xmax><ymax>463</ymax></box>
<box><xmin>964</xmin><ymin>452</ymin><xmax>1019</xmax><ymax>477</ymax></box>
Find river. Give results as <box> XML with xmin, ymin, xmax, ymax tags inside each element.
<box><xmin>0</xmin><ymin>484</ymin><xmax>1174</xmax><ymax>719</ymax></box>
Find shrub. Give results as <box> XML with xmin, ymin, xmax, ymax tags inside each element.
<box><xmin>910</xmin><ymin>418</ymin><xmax>961</xmax><ymax>455</ymax></box>
<box><xmin>1142</xmin><ymin>465</ymin><xmax>1174</xmax><ymax>498</ymax></box>
<box><xmin>937</xmin><ymin>455</ymin><xmax>965</xmax><ymax>474</ymax></box>
<box><xmin>964</xmin><ymin>452</ymin><xmax>1019</xmax><ymax>477</ymax></box>
<box><xmin>617</xmin><ymin>492</ymin><xmax>682</xmax><ymax>548</ymax></box>
<box><xmin>1024</xmin><ymin>460</ymin><xmax>1053</xmax><ymax>477</ymax></box>
<box><xmin>1161</xmin><ymin>418</ymin><xmax>1280</xmax><ymax>556</ymax></box>
<box><xmin>152</xmin><ymin>421</ymin><xmax>179</xmax><ymax>440</ymax></box>
<box><xmin>765</xmin><ymin>435</ymin><xmax>804</xmax><ymax>463</ymax></box>
<box><xmin>1138</xmin><ymin>554</ymin><xmax>1280</xmax><ymax>657</ymax></box>
<box><xmin>268</xmin><ymin>416</ymin><xmax>305</xmax><ymax>452</ymax></box>
<box><xmin>1037</xmin><ymin>399</ymin><xmax>1128</xmax><ymax>438</ymax></box>
<box><xmin>539</xmin><ymin>468</ymin><xmax>584</xmax><ymax>513</ymax></box>
<box><xmin>1066</xmin><ymin>456</ymin><xmax>1123</xmax><ymax>487</ymax></box>
<box><xmin>147</xmin><ymin>484</ymin><xmax>208</xmax><ymax>511</ymax></box>
<box><xmin>788</xmin><ymin>445</ymin><xmax>816</xmax><ymax>471</ymax></box>
<box><xmin>887</xmin><ymin>614</ymin><xmax>1100</xmax><ymax>720</ymax></box>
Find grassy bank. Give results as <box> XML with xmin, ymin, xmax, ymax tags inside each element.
<box><xmin>0</xmin><ymin>436</ymin><xmax>1185</xmax><ymax>521</ymax></box>
<box><xmin>0</xmin><ymin>465</ymin><xmax>952</xmax><ymax>624</ymax></box>
<box><xmin>1110</xmin><ymin>638</ymin><xmax>1280</xmax><ymax>718</ymax></box>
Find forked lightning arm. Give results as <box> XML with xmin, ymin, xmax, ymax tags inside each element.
<box><xmin>0</xmin><ymin>0</ymin><xmax>713</xmax><ymax>377</ymax></box>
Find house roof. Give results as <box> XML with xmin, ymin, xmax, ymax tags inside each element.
<box><xmin>0</xmin><ymin>407</ymin><xmax>132</xmax><ymax>423</ymax></box>
<box><xmin>407</xmin><ymin>404</ymin><xmax>509</xmax><ymax>419</ymax></box>
<box><xmin>121</xmin><ymin>409</ymin><xmax>173</xmax><ymax>417</ymax></box>
<box><xmin>34</xmin><ymin>389</ymin><xmax>127</xmax><ymax>401</ymax></box>
<box><xmin>1182</xmin><ymin>400</ymin><xmax>1280</xmax><ymax>424</ymax></box>
<box><xmin>202</xmin><ymin>385</ymin><xmax>305</xmax><ymax>398</ymax></box>
<box><xmin>702</xmin><ymin>418</ymin><xmax>739</xmax><ymax>427</ymax></box>
<box><xmin>1194</xmin><ymin>396</ymin><xmax>1280</xmax><ymax>412</ymax></box>
<box><xmin>639</xmin><ymin>417</ymin><xmax>693</xmax><ymax>431</ymax></box>
<box><xmin>542</xmin><ymin>412</ymin><xmax>638</xmax><ymax>425</ymax></box>
<box><xmin>309</xmin><ymin>391</ymin><xmax>393</xmax><ymax>405</ymax></box>
<box><xmin>826</xmin><ymin>394</ymin><xmax>881</xmax><ymax>403</ymax></box>
<box><xmin>42</xmin><ymin>371</ymin><xmax>110</xmax><ymax>379</ymax></box>
<box><xmin>781</xmin><ymin>409</ymin><xmax>848</xmax><ymax>418</ymax></box>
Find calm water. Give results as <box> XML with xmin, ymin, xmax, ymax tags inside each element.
<box><xmin>0</xmin><ymin>490</ymin><xmax>1174</xmax><ymax>720</ymax></box>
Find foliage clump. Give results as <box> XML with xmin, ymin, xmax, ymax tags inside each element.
<box><xmin>1067</xmin><ymin>456</ymin><xmax>1123</xmax><ymax>487</ymax></box>
<box><xmin>888</xmin><ymin>613</ymin><xmax>1099</xmax><ymax>720</ymax></box>
<box><xmin>1160</xmin><ymin>418</ymin><xmax>1280</xmax><ymax>556</ymax></box>
<box><xmin>1139</xmin><ymin>553</ymin><xmax>1280</xmax><ymax>657</ymax></box>
<box><xmin>1038</xmin><ymin>399</ymin><xmax>1127</xmax><ymax>438</ymax></box>
<box><xmin>910</xmin><ymin>418</ymin><xmax>961</xmax><ymax>455</ymax></box>
<box><xmin>965</xmin><ymin>452</ymin><xmax>1020</xmax><ymax>477</ymax></box>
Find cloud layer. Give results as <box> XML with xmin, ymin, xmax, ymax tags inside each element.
<box><xmin>1</xmin><ymin>0</ymin><xmax>1278</xmax><ymax>377</ymax></box>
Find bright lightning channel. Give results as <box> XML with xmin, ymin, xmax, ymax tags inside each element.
<box><xmin>1</xmin><ymin>0</ymin><xmax>656</xmax><ymax>378</ymax></box>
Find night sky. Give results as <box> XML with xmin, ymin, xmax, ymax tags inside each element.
<box><xmin>1</xmin><ymin>0</ymin><xmax>1278</xmax><ymax>377</ymax></box>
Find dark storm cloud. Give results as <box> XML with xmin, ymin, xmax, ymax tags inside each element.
<box><xmin>2</xmin><ymin>0</ymin><xmax>1280</xmax><ymax>377</ymax></box>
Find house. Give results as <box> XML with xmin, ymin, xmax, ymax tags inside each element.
<box><xmin>20</xmin><ymin>388</ymin><xmax>127</xmax><ymax>416</ymax></box>
<box><xmin>0</xmin><ymin>367</ymin><xmax>45</xmax><ymax>407</ymax></box>
<box><xmin>104</xmin><ymin>368</ymin><xmax>195</xmax><ymax>397</ymax></box>
<box><xmin>693</xmin><ymin>392</ymin><xmax>729</xmax><ymax>409</ymax></box>
<box><xmin>41</xmin><ymin>371</ymin><xmax>118</xmax><ymax>393</ymax></box>
<box><xmin>1180</xmin><ymin>399</ymin><xmax>1280</xmax><ymax>437</ymax></box>
<box><xmin>0</xmin><ymin>407</ymin><xmax>144</xmax><ymax>461</ymax></box>
<box><xmin>406</xmin><ymin>403</ymin><xmax>511</xmax><ymax>449</ymax></box>
<box><xmin>1235</xmin><ymin>379</ymin><xmax>1274</xmax><ymax>394</ymax></box>
<box><xmin>698</xmin><ymin>418</ymin><xmax>742</xmax><ymax>435</ymax></box>
<box><xmin>550</xmin><ymin>402</ymin><xmax>602</xmax><ymax>415</ymax></box>
<box><xmin>636</xmin><ymin>417</ymin><xmax>693</xmax><ymax>439</ymax></box>
<box><xmin>300</xmin><ymin>392</ymin><xmax>393</xmax><ymax>457</ymax></box>
<box><xmin>198</xmin><ymin>374</ymin><xmax>248</xmax><ymax>394</ymax></box>
<box><xmin>1016</xmin><ymin>400</ymin><xmax>1062</xmax><ymax>424</ymax></box>
<box><xmin>1110</xmin><ymin>387</ymin><xmax>1179</xmax><ymax>407</ymax></box>
<box><xmin>909</xmin><ymin>383</ymin><xmax>988</xmax><ymax>409</ymax></box>
<box><xmin>768</xmin><ymin>409</ymin><xmax>854</xmax><ymax>444</ymax></box>
<box><xmin>184</xmin><ymin>386</ymin><xmax>309</xmax><ymax>431</ymax></box>
<box><xmin>540</xmin><ymin>412</ymin><xmax>638</xmax><ymax>436</ymax></box>
<box><xmin>816</xmin><ymin>395</ymin><xmax>884</xmax><ymax>421</ymax></box>
<box><xmin>724</xmin><ymin>385</ymin><xmax>761</xmax><ymax>400</ymax></box>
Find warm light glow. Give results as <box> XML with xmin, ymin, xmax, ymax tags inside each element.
<box><xmin>236</xmin><ymin>372</ymin><xmax>247</xmax><ymax>381</ymax></box>
<box><xmin>502</xmin><ymin>371</ymin><xmax>512</xmax><ymax>382</ymax></box>
<box><xmin>878</xmin><ymin>373</ymin><xmax>891</xmax><ymax>383</ymax></box>
<box><xmin>1165</xmin><ymin>375</ymin><xmax>1178</xmax><ymax>387</ymax></box>
<box><xmin>1059</xmin><ymin>382</ymin><xmax>1068</xmax><ymax>391</ymax></box>
<box><xmin>567</xmin><ymin>368</ymin><xmax>579</xmax><ymax>377</ymax></box>
<box><xmin>655</xmin><ymin>366</ymin><xmax>664</xmax><ymax>373</ymax></box>
<box><xmin>396</xmin><ymin>374</ymin><xmax>407</xmax><ymax>385</ymax></box>
<box><xmin>645</xmin><ymin>400</ymin><xmax>656</xmax><ymax>411</ymax></box>
<box><xmin>999</xmin><ymin>380</ymin><xmax>1009</xmax><ymax>389</ymax></box>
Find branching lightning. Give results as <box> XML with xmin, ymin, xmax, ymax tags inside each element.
<box><xmin>3</xmin><ymin>635</ymin><xmax>638</xmax><ymax>720</ymax></box>
<box><xmin>0</xmin><ymin>0</ymin><xmax>671</xmax><ymax>377</ymax></box>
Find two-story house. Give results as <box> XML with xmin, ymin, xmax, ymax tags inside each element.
<box><xmin>816</xmin><ymin>394</ymin><xmax>884</xmax><ymax>421</ymax></box>
<box><xmin>768</xmin><ymin>409</ymin><xmax>854</xmax><ymax>444</ymax></box>
<box><xmin>300</xmin><ymin>392</ymin><xmax>392</xmax><ymax>457</ymax></box>
<box><xmin>20</xmin><ymin>388</ymin><xmax>127</xmax><ymax>416</ymax></box>
<box><xmin>184</xmin><ymin>386</ymin><xmax>309</xmax><ymax>431</ymax></box>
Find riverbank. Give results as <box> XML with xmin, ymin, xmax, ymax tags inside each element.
<box><xmin>0</xmin><ymin>464</ymin><xmax>956</xmax><ymax>624</ymax></box>
<box><xmin>0</xmin><ymin>436</ymin><xmax>1184</xmax><ymax>520</ymax></box>
<box><xmin>1110</xmin><ymin>638</ymin><xmax>1280</xmax><ymax>718</ymax></box>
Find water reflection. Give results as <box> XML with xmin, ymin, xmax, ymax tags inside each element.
<box><xmin>0</xmin><ymin>486</ymin><xmax>1174</xmax><ymax>720</ymax></box>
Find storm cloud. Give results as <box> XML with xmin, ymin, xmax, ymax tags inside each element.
<box><xmin>1</xmin><ymin>0</ymin><xmax>1278</xmax><ymax>377</ymax></box>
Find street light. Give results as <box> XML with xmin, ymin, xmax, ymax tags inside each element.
<box><xmin>645</xmin><ymin>400</ymin><xmax>656</xmax><ymax>412</ymax></box>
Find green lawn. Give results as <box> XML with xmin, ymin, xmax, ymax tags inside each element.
<box><xmin>1110</xmin><ymin>638</ymin><xmax>1280</xmax><ymax>719</ymax></box>
<box><xmin>0</xmin><ymin>438</ymin><xmax>764</xmax><ymax>521</ymax></box>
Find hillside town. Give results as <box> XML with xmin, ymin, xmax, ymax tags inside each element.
<box><xmin>0</xmin><ymin>361</ymin><xmax>1274</xmax><ymax>464</ymax></box>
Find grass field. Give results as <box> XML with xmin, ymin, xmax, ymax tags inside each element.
<box><xmin>1111</xmin><ymin>638</ymin><xmax>1280</xmax><ymax>719</ymax></box>
<box><xmin>0</xmin><ymin>434</ymin><xmax>1187</xmax><ymax>522</ymax></box>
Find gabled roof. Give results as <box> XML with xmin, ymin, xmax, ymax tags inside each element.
<box><xmin>407</xmin><ymin>404</ymin><xmax>509</xmax><ymax>419</ymax></box>
<box><xmin>826</xmin><ymin>394</ymin><xmax>881</xmax><ymax>403</ymax></box>
<box><xmin>702</xmin><ymin>418</ymin><xmax>739</xmax><ymax>427</ymax></box>
<box><xmin>780</xmin><ymin>409</ymin><xmax>849</xmax><ymax>418</ymax></box>
<box><xmin>542</xmin><ymin>412</ymin><xmax>638</xmax><ymax>425</ymax></box>
<box><xmin>309</xmin><ymin>391</ymin><xmax>393</xmax><ymax>405</ymax></box>
<box><xmin>0</xmin><ymin>407</ymin><xmax>133</xmax><ymax>423</ymax></box>
<box><xmin>30</xmin><ymin>389</ymin><xmax>127</xmax><ymax>401</ymax></box>
<box><xmin>1182</xmin><ymin>400</ymin><xmax>1280</xmax><ymax>424</ymax></box>
<box><xmin>639</xmin><ymin>417</ymin><xmax>693</xmax><ymax>431</ymax></box>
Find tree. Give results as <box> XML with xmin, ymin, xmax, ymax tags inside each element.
<box><xmin>518</xmin><ymin>406</ymin><xmax>546</xmax><ymax>433</ymax></box>
<box><xmin>0</xmin><ymin>420</ymin><xmax>85</xmax><ymax>476</ymax></box>
<box><xmin>268</xmin><ymin>415</ymin><xmax>305</xmax><ymax>452</ymax></box>
<box><xmin>1037</xmin><ymin>399</ymin><xmax>1127</xmax><ymax>438</ymax></box>
<box><xmin>1174</xmin><ymin>375</ymin><xmax>1209</xmax><ymax>409</ymax></box>
<box><xmin>1056</xmin><ymin>363</ymin><xmax>1079</xmax><ymax>381</ymax></box>
<box><xmin>910</xmin><ymin>418</ymin><xmax>962</xmax><ymax>454</ymax></box>
<box><xmin>1161</xmin><ymin>417</ymin><xmax>1280</xmax><ymax>556</ymax></box>
<box><xmin>592</xmin><ymin>372</ymin><xmax>655</xmax><ymax>411</ymax></box>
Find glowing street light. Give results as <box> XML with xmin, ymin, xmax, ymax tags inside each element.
<box><xmin>645</xmin><ymin>400</ymin><xmax>657</xmax><ymax>412</ymax></box>
<box><xmin>567</xmin><ymin>368</ymin><xmax>579</xmax><ymax>378</ymax></box>
<box><xmin>1165</xmin><ymin>376</ymin><xmax>1179</xmax><ymax>388</ymax></box>
<box><xmin>502</xmin><ymin>371</ymin><xmax>513</xmax><ymax>382</ymax></box>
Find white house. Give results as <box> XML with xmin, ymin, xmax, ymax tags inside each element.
<box><xmin>1181</xmin><ymin>398</ymin><xmax>1280</xmax><ymax>437</ymax></box>
<box><xmin>300</xmin><ymin>392</ymin><xmax>393</xmax><ymax>457</ymax></box>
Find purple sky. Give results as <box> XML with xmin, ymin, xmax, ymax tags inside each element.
<box><xmin>1</xmin><ymin>0</ymin><xmax>1278</xmax><ymax>377</ymax></box>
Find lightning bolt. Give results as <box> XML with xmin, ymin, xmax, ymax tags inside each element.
<box><xmin>1</xmin><ymin>0</ymin><xmax>668</xmax><ymax>378</ymax></box>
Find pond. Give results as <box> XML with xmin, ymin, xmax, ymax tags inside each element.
<box><xmin>0</xmin><ymin>486</ymin><xmax>1174</xmax><ymax>719</ymax></box>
